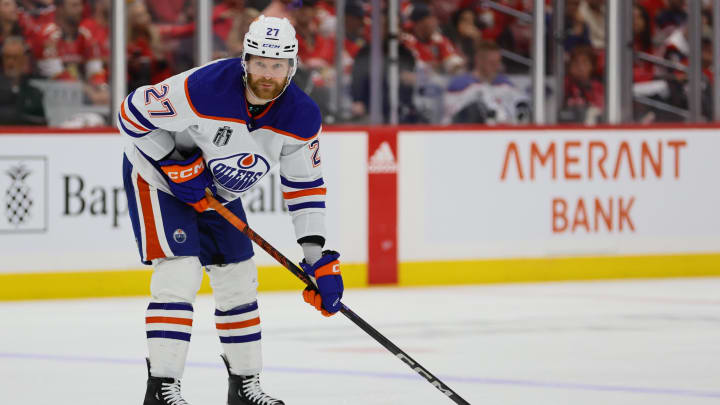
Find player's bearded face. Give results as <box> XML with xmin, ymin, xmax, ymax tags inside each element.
<box><xmin>246</xmin><ymin>56</ymin><xmax>291</xmax><ymax>100</ymax></box>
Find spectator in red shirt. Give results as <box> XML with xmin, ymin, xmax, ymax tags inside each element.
<box><xmin>638</xmin><ymin>0</ymin><xmax>665</xmax><ymax>22</ymax></box>
<box><xmin>146</xmin><ymin>0</ymin><xmax>189</xmax><ymax>24</ymax></box>
<box><xmin>0</xmin><ymin>0</ymin><xmax>37</xmax><ymax>46</ymax></box>
<box><xmin>34</xmin><ymin>0</ymin><xmax>105</xmax><ymax>87</ymax></box>
<box><xmin>474</xmin><ymin>0</ymin><xmax>525</xmax><ymax>42</ymax></box>
<box><xmin>127</xmin><ymin>0</ymin><xmax>172</xmax><ymax>91</ymax></box>
<box><xmin>18</xmin><ymin>0</ymin><xmax>55</xmax><ymax>26</ymax></box>
<box><xmin>79</xmin><ymin>0</ymin><xmax>108</xmax><ymax>60</ymax></box>
<box><xmin>295</xmin><ymin>0</ymin><xmax>334</xmax><ymax>70</ymax></box>
<box><xmin>562</xmin><ymin>45</ymin><xmax>604</xmax><ymax>124</ymax></box>
<box><xmin>212</xmin><ymin>0</ymin><xmax>244</xmax><ymax>43</ymax></box>
<box><xmin>401</xmin><ymin>2</ymin><xmax>463</xmax><ymax>74</ymax></box>
<box><xmin>295</xmin><ymin>0</ymin><xmax>368</xmax><ymax>80</ymax></box>
<box><xmin>292</xmin><ymin>0</ymin><xmax>338</xmax><ymax>117</ymax></box>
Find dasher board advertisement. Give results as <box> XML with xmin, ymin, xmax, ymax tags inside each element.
<box><xmin>0</xmin><ymin>133</ymin><xmax>366</xmax><ymax>273</ymax></box>
<box><xmin>399</xmin><ymin>128</ymin><xmax>720</xmax><ymax>261</ymax></box>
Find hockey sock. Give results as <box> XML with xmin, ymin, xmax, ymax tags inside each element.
<box><xmin>215</xmin><ymin>301</ymin><xmax>263</xmax><ymax>375</ymax></box>
<box><xmin>145</xmin><ymin>302</ymin><xmax>194</xmax><ymax>378</ymax></box>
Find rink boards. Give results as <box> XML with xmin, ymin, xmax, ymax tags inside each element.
<box><xmin>1</xmin><ymin>125</ymin><xmax>719</xmax><ymax>299</ymax></box>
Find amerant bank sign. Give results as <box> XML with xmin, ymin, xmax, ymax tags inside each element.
<box><xmin>398</xmin><ymin>128</ymin><xmax>720</xmax><ymax>261</ymax></box>
<box><xmin>499</xmin><ymin>137</ymin><xmax>687</xmax><ymax>234</ymax></box>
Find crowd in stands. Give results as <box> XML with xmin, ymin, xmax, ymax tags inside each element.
<box><xmin>556</xmin><ymin>0</ymin><xmax>717</xmax><ymax>123</ymax></box>
<box><xmin>0</xmin><ymin>0</ymin><xmax>715</xmax><ymax>126</ymax></box>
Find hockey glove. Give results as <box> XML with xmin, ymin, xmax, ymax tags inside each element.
<box><xmin>300</xmin><ymin>250</ymin><xmax>343</xmax><ymax>316</ymax></box>
<box><xmin>158</xmin><ymin>150</ymin><xmax>215</xmax><ymax>212</ymax></box>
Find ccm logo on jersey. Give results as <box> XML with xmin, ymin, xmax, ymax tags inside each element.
<box><xmin>161</xmin><ymin>159</ymin><xmax>205</xmax><ymax>183</ymax></box>
<box><xmin>208</xmin><ymin>153</ymin><xmax>270</xmax><ymax>193</ymax></box>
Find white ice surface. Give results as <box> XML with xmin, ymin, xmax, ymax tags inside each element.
<box><xmin>1</xmin><ymin>278</ymin><xmax>719</xmax><ymax>404</ymax></box>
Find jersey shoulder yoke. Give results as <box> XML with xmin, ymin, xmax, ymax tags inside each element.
<box><xmin>185</xmin><ymin>58</ymin><xmax>248</xmax><ymax>123</ymax></box>
<box><xmin>266</xmin><ymin>82</ymin><xmax>322</xmax><ymax>141</ymax></box>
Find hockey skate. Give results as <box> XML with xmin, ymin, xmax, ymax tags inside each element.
<box><xmin>143</xmin><ymin>358</ymin><xmax>191</xmax><ymax>405</ymax></box>
<box><xmin>221</xmin><ymin>354</ymin><xmax>284</xmax><ymax>405</ymax></box>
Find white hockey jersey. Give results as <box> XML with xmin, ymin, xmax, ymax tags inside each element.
<box><xmin>117</xmin><ymin>58</ymin><xmax>326</xmax><ymax>242</ymax></box>
<box><xmin>442</xmin><ymin>74</ymin><xmax>531</xmax><ymax>125</ymax></box>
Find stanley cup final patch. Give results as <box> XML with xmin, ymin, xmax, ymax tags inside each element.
<box><xmin>0</xmin><ymin>156</ymin><xmax>48</xmax><ymax>233</ymax></box>
<box><xmin>213</xmin><ymin>126</ymin><xmax>233</xmax><ymax>147</ymax></box>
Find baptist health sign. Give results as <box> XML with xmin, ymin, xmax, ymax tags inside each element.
<box><xmin>0</xmin><ymin>156</ymin><xmax>48</xmax><ymax>233</ymax></box>
<box><xmin>0</xmin><ymin>132</ymin><xmax>367</xmax><ymax>273</ymax></box>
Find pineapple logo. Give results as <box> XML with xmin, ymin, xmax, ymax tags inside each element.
<box><xmin>5</xmin><ymin>163</ymin><xmax>34</xmax><ymax>227</ymax></box>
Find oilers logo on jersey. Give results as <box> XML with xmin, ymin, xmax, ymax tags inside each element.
<box><xmin>209</xmin><ymin>153</ymin><xmax>270</xmax><ymax>193</ymax></box>
<box><xmin>173</xmin><ymin>228</ymin><xmax>187</xmax><ymax>243</ymax></box>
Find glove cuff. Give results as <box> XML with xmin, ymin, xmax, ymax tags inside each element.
<box><xmin>159</xmin><ymin>155</ymin><xmax>206</xmax><ymax>183</ymax></box>
<box><xmin>314</xmin><ymin>259</ymin><xmax>340</xmax><ymax>278</ymax></box>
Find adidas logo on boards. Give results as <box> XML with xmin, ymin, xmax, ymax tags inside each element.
<box><xmin>368</xmin><ymin>141</ymin><xmax>398</xmax><ymax>174</ymax></box>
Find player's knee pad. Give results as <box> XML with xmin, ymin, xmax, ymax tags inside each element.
<box><xmin>151</xmin><ymin>256</ymin><xmax>203</xmax><ymax>303</ymax></box>
<box><xmin>206</xmin><ymin>259</ymin><xmax>258</xmax><ymax>311</ymax></box>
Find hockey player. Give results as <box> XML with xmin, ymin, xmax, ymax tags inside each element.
<box><xmin>118</xmin><ymin>16</ymin><xmax>343</xmax><ymax>405</ymax></box>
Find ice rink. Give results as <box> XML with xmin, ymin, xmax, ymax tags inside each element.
<box><xmin>1</xmin><ymin>277</ymin><xmax>719</xmax><ymax>405</ymax></box>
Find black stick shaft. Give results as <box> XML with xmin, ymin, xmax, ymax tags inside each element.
<box><xmin>205</xmin><ymin>192</ymin><xmax>470</xmax><ymax>405</ymax></box>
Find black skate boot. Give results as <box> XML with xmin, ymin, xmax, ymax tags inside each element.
<box><xmin>221</xmin><ymin>354</ymin><xmax>284</xmax><ymax>405</ymax></box>
<box><xmin>143</xmin><ymin>358</ymin><xmax>191</xmax><ymax>405</ymax></box>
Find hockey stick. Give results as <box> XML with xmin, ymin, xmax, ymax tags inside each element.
<box><xmin>205</xmin><ymin>190</ymin><xmax>471</xmax><ymax>404</ymax></box>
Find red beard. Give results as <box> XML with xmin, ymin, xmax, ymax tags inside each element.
<box><xmin>248</xmin><ymin>74</ymin><xmax>285</xmax><ymax>100</ymax></box>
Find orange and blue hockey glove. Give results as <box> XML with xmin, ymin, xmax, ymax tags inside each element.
<box><xmin>158</xmin><ymin>149</ymin><xmax>215</xmax><ymax>212</ymax></box>
<box><xmin>300</xmin><ymin>250</ymin><xmax>343</xmax><ymax>317</ymax></box>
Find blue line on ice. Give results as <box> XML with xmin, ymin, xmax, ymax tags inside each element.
<box><xmin>1</xmin><ymin>352</ymin><xmax>718</xmax><ymax>399</ymax></box>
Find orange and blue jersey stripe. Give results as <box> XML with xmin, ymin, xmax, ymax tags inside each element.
<box><xmin>280</xmin><ymin>176</ymin><xmax>326</xmax><ymax>213</ymax></box>
<box><xmin>126</xmin><ymin>89</ymin><xmax>159</xmax><ymax>130</ymax></box>
<box><xmin>118</xmin><ymin>90</ymin><xmax>158</xmax><ymax>138</ymax></box>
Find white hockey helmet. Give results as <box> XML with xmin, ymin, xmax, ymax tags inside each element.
<box><xmin>242</xmin><ymin>15</ymin><xmax>298</xmax><ymax>98</ymax></box>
